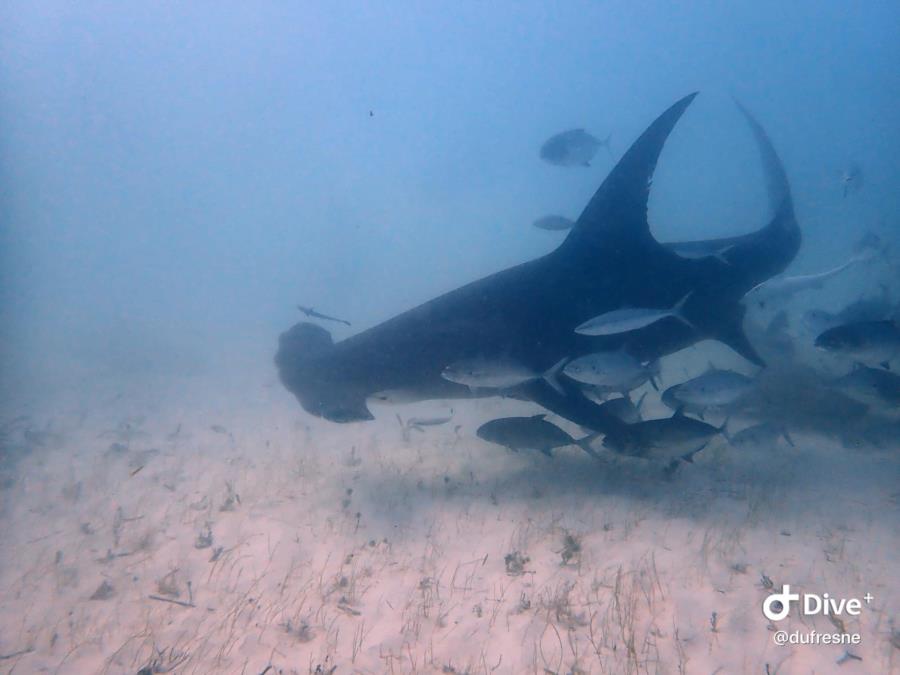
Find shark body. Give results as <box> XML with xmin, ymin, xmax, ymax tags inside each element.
<box><xmin>276</xmin><ymin>94</ymin><xmax>800</xmax><ymax>432</ymax></box>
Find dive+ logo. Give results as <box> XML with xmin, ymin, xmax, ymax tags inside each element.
<box><xmin>762</xmin><ymin>584</ymin><xmax>874</xmax><ymax>622</ymax></box>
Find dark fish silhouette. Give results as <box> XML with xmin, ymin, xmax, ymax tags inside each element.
<box><xmin>297</xmin><ymin>305</ymin><xmax>351</xmax><ymax>327</ymax></box>
<box><xmin>532</xmin><ymin>215</ymin><xmax>575</xmax><ymax>231</ymax></box>
<box><xmin>540</xmin><ymin>128</ymin><xmax>611</xmax><ymax>167</ymax></box>
<box><xmin>276</xmin><ymin>94</ymin><xmax>800</xmax><ymax>432</ymax></box>
<box><xmin>829</xmin><ymin>365</ymin><xmax>900</xmax><ymax>408</ymax></box>
<box><xmin>603</xmin><ymin>408</ymin><xmax>726</xmax><ymax>464</ymax></box>
<box><xmin>815</xmin><ymin>320</ymin><xmax>900</xmax><ymax>369</ymax></box>
<box><xmin>477</xmin><ymin>414</ymin><xmax>599</xmax><ymax>458</ymax></box>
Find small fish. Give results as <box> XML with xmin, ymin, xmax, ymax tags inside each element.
<box><xmin>805</xmin><ymin>293</ymin><xmax>897</xmax><ymax>338</ymax></box>
<box><xmin>840</xmin><ymin>163</ymin><xmax>863</xmax><ymax>198</ymax></box>
<box><xmin>442</xmin><ymin>356</ymin><xmax>567</xmax><ymax>394</ymax></box>
<box><xmin>532</xmin><ymin>215</ymin><xmax>575</xmax><ymax>231</ymax></box>
<box><xmin>603</xmin><ymin>409</ymin><xmax>725</xmax><ymax>464</ymax></box>
<box><xmin>829</xmin><ymin>365</ymin><xmax>900</xmax><ymax>408</ymax></box>
<box><xmin>563</xmin><ymin>350</ymin><xmax>655</xmax><ymax>394</ymax></box>
<box><xmin>838</xmin><ymin>293</ymin><xmax>897</xmax><ymax>324</ymax></box>
<box><xmin>539</xmin><ymin>129</ymin><xmax>611</xmax><ymax>167</ymax></box>
<box><xmin>369</xmin><ymin>388</ymin><xmax>426</xmax><ymax>404</ymax></box>
<box><xmin>575</xmin><ymin>293</ymin><xmax>693</xmax><ymax>336</ymax></box>
<box><xmin>297</xmin><ymin>305</ymin><xmax>351</xmax><ymax>327</ymax></box>
<box><xmin>816</xmin><ymin>320</ymin><xmax>900</xmax><ymax>369</ymax></box>
<box><xmin>726</xmin><ymin>422</ymin><xmax>794</xmax><ymax>451</ymax></box>
<box><xmin>660</xmin><ymin>383</ymin><xmax>709</xmax><ymax>419</ymax></box>
<box><xmin>406</xmin><ymin>410</ymin><xmax>454</xmax><ymax>430</ymax></box>
<box><xmin>670</xmin><ymin>368</ymin><xmax>756</xmax><ymax>408</ymax></box>
<box><xmin>476</xmin><ymin>415</ymin><xmax>598</xmax><ymax>458</ymax></box>
<box><xmin>665</xmin><ymin>239</ymin><xmax>736</xmax><ymax>263</ymax></box>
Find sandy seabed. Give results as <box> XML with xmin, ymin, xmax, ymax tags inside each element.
<box><xmin>0</xmin><ymin>352</ymin><xmax>898</xmax><ymax>675</ymax></box>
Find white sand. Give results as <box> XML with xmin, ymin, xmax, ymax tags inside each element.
<box><xmin>0</xmin><ymin>350</ymin><xmax>898</xmax><ymax>674</ymax></box>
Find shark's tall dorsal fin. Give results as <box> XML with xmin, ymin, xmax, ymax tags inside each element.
<box><xmin>561</xmin><ymin>92</ymin><xmax>698</xmax><ymax>254</ymax></box>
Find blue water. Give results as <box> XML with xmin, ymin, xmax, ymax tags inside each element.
<box><xmin>2</xmin><ymin>2</ymin><xmax>897</xmax><ymax>392</ymax></box>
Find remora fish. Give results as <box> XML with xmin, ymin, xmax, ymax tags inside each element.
<box><xmin>370</xmin><ymin>388</ymin><xmax>430</xmax><ymax>404</ymax></box>
<box><xmin>275</xmin><ymin>95</ymin><xmax>801</xmax><ymax>432</ymax></box>
<box><xmin>476</xmin><ymin>415</ymin><xmax>599</xmax><ymax>457</ymax></box>
<box><xmin>726</xmin><ymin>422</ymin><xmax>794</xmax><ymax>451</ymax></box>
<box><xmin>442</xmin><ymin>356</ymin><xmax>567</xmax><ymax>394</ymax></box>
<box><xmin>575</xmin><ymin>293</ymin><xmax>693</xmax><ymax>336</ymax></box>
<box><xmin>671</xmin><ymin>368</ymin><xmax>755</xmax><ymax>408</ymax></box>
<box><xmin>603</xmin><ymin>409</ymin><xmax>725</xmax><ymax>463</ymax></box>
<box><xmin>297</xmin><ymin>305</ymin><xmax>351</xmax><ymax>327</ymax></box>
<box><xmin>815</xmin><ymin>320</ymin><xmax>900</xmax><ymax>369</ymax></box>
<box><xmin>406</xmin><ymin>410</ymin><xmax>454</xmax><ymax>430</ymax></box>
<box><xmin>533</xmin><ymin>215</ymin><xmax>575</xmax><ymax>231</ymax></box>
<box><xmin>829</xmin><ymin>365</ymin><xmax>900</xmax><ymax>408</ymax></box>
<box><xmin>744</xmin><ymin>254</ymin><xmax>868</xmax><ymax>308</ymax></box>
<box><xmin>539</xmin><ymin>129</ymin><xmax>611</xmax><ymax>167</ymax></box>
<box><xmin>664</xmin><ymin>238</ymin><xmax>739</xmax><ymax>262</ymax></box>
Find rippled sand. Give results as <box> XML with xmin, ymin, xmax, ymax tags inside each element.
<box><xmin>1</xmin><ymin>351</ymin><xmax>897</xmax><ymax>674</ymax></box>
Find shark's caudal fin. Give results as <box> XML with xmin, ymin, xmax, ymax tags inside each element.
<box><xmin>560</xmin><ymin>93</ymin><xmax>698</xmax><ymax>255</ymax></box>
<box><xmin>733</xmin><ymin>99</ymin><xmax>791</xmax><ymax>216</ymax></box>
<box><xmin>729</xmin><ymin>100</ymin><xmax>801</xmax><ymax>287</ymax></box>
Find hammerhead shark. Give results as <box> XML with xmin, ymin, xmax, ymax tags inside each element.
<box><xmin>276</xmin><ymin>94</ymin><xmax>800</xmax><ymax>432</ymax></box>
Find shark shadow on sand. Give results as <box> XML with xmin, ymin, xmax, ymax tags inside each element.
<box><xmin>276</xmin><ymin>93</ymin><xmax>801</xmax><ymax>433</ymax></box>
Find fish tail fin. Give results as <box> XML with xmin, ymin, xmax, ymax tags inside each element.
<box><xmin>720</xmin><ymin>418</ymin><xmax>731</xmax><ymax>441</ymax></box>
<box><xmin>713</xmin><ymin>245</ymin><xmax>736</xmax><ymax>265</ymax></box>
<box><xmin>636</xmin><ymin>392</ymin><xmax>648</xmax><ymax>412</ymax></box>
<box><xmin>673</xmin><ymin>291</ymin><xmax>693</xmax><ymax>312</ymax></box>
<box><xmin>672</xmin><ymin>291</ymin><xmax>696</xmax><ymax>332</ymax></box>
<box><xmin>544</xmin><ymin>357</ymin><xmax>569</xmax><ymax>395</ymax></box>
<box><xmin>577</xmin><ymin>432</ymin><xmax>603</xmax><ymax>459</ymax></box>
<box><xmin>684</xmin><ymin>441</ymin><xmax>709</xmax><ymax>463</ymax></box>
